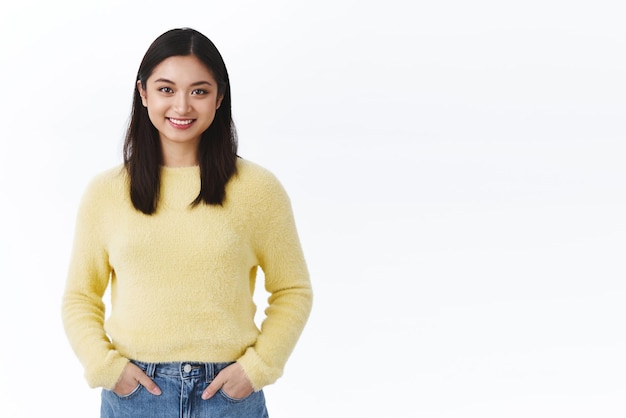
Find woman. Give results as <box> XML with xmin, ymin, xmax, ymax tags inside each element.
<box><xmin>62</xmin><ymin>28</ymin><xmax>312</xmax><ymax>417</ymax></box>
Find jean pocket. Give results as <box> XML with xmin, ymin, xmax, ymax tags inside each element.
<box><xmin>112</xmin><ymin>383</ymin><xmax>142</xmax><ymax>399</ymax></box>
<box><xmin>218</xmin><ymin>388</ymin><xmax>254</xmax><ymax>403</ymax></box>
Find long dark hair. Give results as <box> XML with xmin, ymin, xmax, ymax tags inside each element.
<box><xmin>123</xmin><ymin>28</ymin><xmax>238</xmax><ymax>214</ymax></box>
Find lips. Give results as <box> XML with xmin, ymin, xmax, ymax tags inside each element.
<box><xmin>167</xmin><ymin>117</ymin><xmax>195</xmax><ymax>129</ymax></box>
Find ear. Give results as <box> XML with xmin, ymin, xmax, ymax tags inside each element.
<box><xmin>216</xmin><ymin>94</ymin><xmax>224</xmax><ymax>110</ymax></box>
<box><xmin>137</xmin><ymin>80</ymin><xmax>148</xmax><ymax>107</ymax></box>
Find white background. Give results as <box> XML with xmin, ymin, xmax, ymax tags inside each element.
<box><xmin>1</xmin><ymin>0</ymin><xmax>624</xmax><ymax>416</ymax></box>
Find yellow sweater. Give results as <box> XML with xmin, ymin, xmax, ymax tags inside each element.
<box><xmin>62</xmin><ymin>159</ymin><xmax>312</xmax><ymax>390</ymax></box>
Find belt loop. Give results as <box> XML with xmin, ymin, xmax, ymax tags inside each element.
<box><xmin>145</xmin><ymin>362</ymin><xmax>156</xmax><ymax>378</ymax></box>
<box><xmin>205</xmin><ymin>363</ymin><xmax>213</xmax><ymax>383</ymax></box>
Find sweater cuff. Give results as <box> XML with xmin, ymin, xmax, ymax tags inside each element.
<box><xmin>237</xmin><ymin>347</ymin><xmax>283</xmax><ymax>391</ymax></box>
<box><xmin>84</xmin><ymin>351</ymin><xmax>129</xmax><ymax>390</ymax></box>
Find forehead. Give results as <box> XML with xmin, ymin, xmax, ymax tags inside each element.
<box><xmin>149</xmin><ymin>55</ymin><xmax>216</xmax><ymax>83</ymax></box>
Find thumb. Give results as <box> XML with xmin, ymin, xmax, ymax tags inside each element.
<box><xmin>201</xmin><ymin>374</ymin><xmax>224</xmax><ymax>400</ymax></box>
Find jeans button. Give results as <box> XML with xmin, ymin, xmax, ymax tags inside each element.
<box><xmin>183</xmin><ymin>364</ymin><xmax>192</xmax><ymax>373</ymax></box>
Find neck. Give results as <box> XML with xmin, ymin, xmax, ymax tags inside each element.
<box><xmin>160</xmin><ymin>140</ymin><xmax>199</xmax><ymax>168</ymax></box>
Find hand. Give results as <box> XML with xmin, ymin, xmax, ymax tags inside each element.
<box><xmin>201</xmin><ymin>363</ymin><xmax>254</xmax><ymax>400</ymax></box>
<box><xmin>113</xmin><ymin>362</ymin><xmax>162</xmax><ymax>396</ymax></box>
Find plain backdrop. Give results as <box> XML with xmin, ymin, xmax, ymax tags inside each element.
<box><xmin>1</xmin><ymin>0</ymin><xmax>624</xmax><ymax>417</ymax></box>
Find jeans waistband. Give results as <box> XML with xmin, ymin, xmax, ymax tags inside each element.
<box><xmin>131</xmin><ymin>360</ymin><xmax>233</xmax><ymax>382</ymax></box>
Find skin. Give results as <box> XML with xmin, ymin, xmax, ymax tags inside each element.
<box><xmin>113</xmin><ymin>55</ymin><xmax>254</xmax><ymax>400</ymax></box>
<box><xmin>113</xmin><ymin>362</ymin><xmax>254</xmax><ymax>400</ymax></box>
<box><xmin>137</xmin><ymin>55</ymin><xmax>224</xmax><ymax>167</ymax></box>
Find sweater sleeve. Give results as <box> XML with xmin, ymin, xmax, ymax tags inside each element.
<box><xmin>236</xmin><ymin>171</ymin><xmax>313</xmax><ymax>390</ymax></box>
<box><xmin>61</xmin><ymin>175</ymin><xmax>129</xmax><ymax>389</ymax></box>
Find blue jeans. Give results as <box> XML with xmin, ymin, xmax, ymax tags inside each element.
<box><xmin>101</xmin><ymin>360</ymin><xmax>269</xmax><ymax>418</ymax></box>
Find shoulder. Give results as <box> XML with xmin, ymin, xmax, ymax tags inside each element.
<box><xmin>233</xmin><ymin>158</ymin><xmax>285</xmax><ymax>193</ymax></box>
<box><xmin>235</xmin><ymin>158</ymin><xmax>279</xmax><ymax>183</ymax></box>
<box><xmin>86</xmin><ymin>164</ymin><xmax>126</xmax><ymax>187</ymax></box>
<box><xmin>80</xmin><ymin>164</ymin><xmax>128</xmax><ymax>207</ymax></box>
<box><xmin>228</xmin><ymin>158</ymin><xmax>291</xmax><ymax>207</ymax></box>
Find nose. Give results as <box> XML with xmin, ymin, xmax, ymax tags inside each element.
<box><xmin>173</xmin><ymin>92</ymin><xmax>191</xmax><ymax>114</ymax></box>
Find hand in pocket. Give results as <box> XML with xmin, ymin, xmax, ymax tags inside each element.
<box><xmin>113</xmin><ymin>362</ymin><xmax>162</xmax><ymax>397</ymax></box>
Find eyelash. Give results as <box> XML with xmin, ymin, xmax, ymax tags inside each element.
<box><xmin>157</xmin><ymin>87</ymin><xmax>208</xmax><ymax>95</ymax></box>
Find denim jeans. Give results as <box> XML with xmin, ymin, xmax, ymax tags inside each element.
<box><xmin>101</xmin><ymin>360</ymin><xmax>269</xmax><ymax>418</ymax></box>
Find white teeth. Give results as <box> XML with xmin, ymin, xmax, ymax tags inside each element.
<box><xmin>169</xmin><ymin>118</ymin><xmax>193</xmax><ymax>125</ymax></box>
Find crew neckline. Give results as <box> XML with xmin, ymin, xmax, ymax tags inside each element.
<box><xmin>160</xmin><ymin>165</ymin><xmax>200</xmax><ymax>169</ymax></box>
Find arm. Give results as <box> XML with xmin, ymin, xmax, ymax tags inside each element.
<box><xmin>236</xmin><ymin>172</ymin><xmax>313</xmax><ymax>390</ymax></box>
<box><xmin>61</xmin><ymin>177</ymin><xmax>129</xmax><ymax>389</ymax></box>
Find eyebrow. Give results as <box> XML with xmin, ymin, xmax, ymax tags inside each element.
<box><xmin>153</xmin><ymin>78</ymin><xmax>214</xmax><ymax>87</ymax></box>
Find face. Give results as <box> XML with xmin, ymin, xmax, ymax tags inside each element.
<box><xmin>138</xmin><ymin>55</ymin><xmax>223</xmax><ymax>156</ymax></box>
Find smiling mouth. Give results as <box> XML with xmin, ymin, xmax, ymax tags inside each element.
<box><xmin>167</xmin><ymin>118</ymin><xmax>195</xmax><ymax>126</ymax></box>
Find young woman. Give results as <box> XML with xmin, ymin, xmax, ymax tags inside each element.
<box><xmin>62</xmin><ymin>28</ymin><xmax>312</xmax><ymax>417</ymax></box>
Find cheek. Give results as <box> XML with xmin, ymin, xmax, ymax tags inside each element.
<box><xmin>198</xmin><ymin>100</ymin><xmax>219</xmax><ymax>115</ymax></box>
<box><xmin>145</xmin><ymin>99</ymin><xmax>166</xmax><ymax>117</ymax></box>
<box><xmin>201</xmin><ymin>105</ymin><xmax>218</xmax><ymax>122</ymax></box>
<box><xmin>145</xmin><ymin>105</ymin><xmax>166</xmax><ymax>128</ymax></box>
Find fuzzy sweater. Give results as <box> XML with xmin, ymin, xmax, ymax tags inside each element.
<box><xmin>62</xmin><ymin>159</ymin><xmax>312</xmax><ymax>391</ymax></box>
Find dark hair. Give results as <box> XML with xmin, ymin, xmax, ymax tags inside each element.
<box><xmin>123</xmin><ymin>28</ymin><xmax>238</xmax><ymax>214</ymax></box>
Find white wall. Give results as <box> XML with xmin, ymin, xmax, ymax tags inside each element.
<box><xmin>1</xmin><ymin>0</ymin><xmax>624</xmax><ymax>416</ymax></box>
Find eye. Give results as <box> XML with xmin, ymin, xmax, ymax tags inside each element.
<box><xmin>191</xmin><ymin>89</ymin><xmax>208</xmax><ymax>95</ymax></box>
<box><xmin>158</xmin><ymin>86</ymin><xmax>174</xmax><ymax>93</ymax></box>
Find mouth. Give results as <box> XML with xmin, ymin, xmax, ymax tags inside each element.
<box><xmin>167</xmin><ymin>117</ymin><xmax>196</xmax><ymax>128</ymax></box>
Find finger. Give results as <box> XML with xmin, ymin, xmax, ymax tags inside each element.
<box><xmin>133</xmin><ymin>369</ymin><xmax>162</xmax><ymax>396</ymax></box>
<box><xmin>113</xmin><ymin>363</ymin><xmax>141</xmax><ymax>395</ymax></box>
<box><xmin>201</xmin><ymin>375</ymin><xmax>224</xmax><ymax>400</ymax></box>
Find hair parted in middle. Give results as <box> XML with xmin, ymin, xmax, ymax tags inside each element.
<box><xmin>123</xmin><ymin>27</ymin><xmax>238</xmax><ymax>215</ymax></box>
